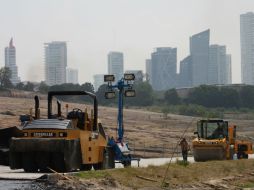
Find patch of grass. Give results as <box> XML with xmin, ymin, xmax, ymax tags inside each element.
<box><xmin>176</xmin><ymin>159</ymin><xmax>189</xmax><ymax>167</ymax></box>
<box><xmin>236</xmin><ymin>160</ymin><xmax>247</xmax><ymax>173</ymax></box>
<box><xmin>75</xmin><ymin>159</ymin><xmax>254</xmax><ymax>189</ymax></box>
<box><xmin>75</xmin><ymin>170</ymin><xmax>109</xmax><ymax>179</ymax></box>
<box><xmin>0</xmin><ymin>110</ymin><xmax>15</xmax><ymax>116</ymax></box>
<box><xmin>239</xmin><ymin>182</ymin><xmax>254</xmax><ymax>188</ymax></box>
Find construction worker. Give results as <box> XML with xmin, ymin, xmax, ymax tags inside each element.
<box><xmin>179</xmin><ymin>138</ymin><xmax>189</xmax><ymax>162</ymax></box>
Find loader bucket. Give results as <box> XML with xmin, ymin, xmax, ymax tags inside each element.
<box><xmin>0</xmin><ymin>127</ymin><xmax>22</xmax><ymax>147</ymax></box>
<box><xmin>0</xmin><ymin>126</ymin><xmax>22</xmax><ymax>166</ymax></box>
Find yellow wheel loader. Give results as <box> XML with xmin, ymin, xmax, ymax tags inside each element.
<box><xmin>1</xmin><ymin>91</ymin><xmax>115</xmax><ymax>172</ymax></box>
<box><xmin>192</xmin><ymin>119</ymin><xmax>253</xmax><ymax>161</ymax></box>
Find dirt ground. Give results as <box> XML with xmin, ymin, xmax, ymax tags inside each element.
<box><xmin>0</xmin><ymin>95</ymin><xmax>254</xmax><ymax>189</ymax></box>
<box><xmin>0</xmin><ymin>96</ymin><xmax>254</xmax><ymax>157</ymax></box>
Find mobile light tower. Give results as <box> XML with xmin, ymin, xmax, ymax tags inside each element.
<box><xmin>104</xmin><ymin>73</ymin><xmax>137</xmax><ymax>167</ymax></box>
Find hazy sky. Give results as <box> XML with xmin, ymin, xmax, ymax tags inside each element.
<box><xmin>0</xmin><ymin>0</ymin><xmax>253</xmax><ymax>84</ymax></box>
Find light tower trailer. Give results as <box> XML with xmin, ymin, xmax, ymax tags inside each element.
<box><xmin>104</xmin><ymin>74</ymin><xmax>140</xmax><ymax>167</ymax></box>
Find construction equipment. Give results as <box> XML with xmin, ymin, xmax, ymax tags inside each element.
<box><xmin>192</xmin><ymin>119</ymin><xmax>253</xmax><ymax>161</ymax></box>
<box><xmin>0</xmin><ymin>91</ymin><xmax>115</xmax><ymax>172</ymax></box>
<box><xmin>104</xmin><ymin>73</ymin><xmax>139</xmax><ymax>167</ymax></box>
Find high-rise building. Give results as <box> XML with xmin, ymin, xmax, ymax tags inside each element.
<box><xmin>190</xmin><ymin>29</ymin><xmax>210</xmax><ymax>86</ymax></box>
<box><xmin>5</xmin><ymin>38</ymin><xmax>20</xmax><ymax>85</ymax></box>
<box><xmin>179</xmin><ymin>55</ymin><xmax>192</xmax><ymax>87</ymax></box>
<box><xmin>44</xmin><ymin>41</ymin><xmax>67</xmax><ymax>86</ymax></box>
<box><xmin>93</xmin><ymin>74</ymin><xmax>105</xmax><ymax>92</ymax></box>
<box><xmin>208</xmin><ymin>45</ymin><xmax>232</xmax><ymax>85</ymax></box>
<box><xmin>145</xmin><ymin>59</ymin><xmax>152</xmax><ymax>83</ymax></box>
<box><xmin>240</xmin><ymin>12</ymin><xmax>254</xmax><ymax>84</ymax></box>
<box><xmin>208</xmin><ymin>45</ymin><xmax>227</xmax><ymax>85</ymax></box>
<box><xmin>66</xmin><ymin>68</ymin><xmax>78</xmax><ymax>84</ymax></box>
<box><xmin>151</xmin><ymin>47</ymin><xmax>177</xmax><ymax>91</ymax></box>
<box><xmin>108</xmin><ymin>52</ymin><xmax>124</xmax><ymax>81</ymax></box>
<box><xmin>226</xmin><ymin>54</ymin><xmax>232</xmax><ymax>84</ymax></box>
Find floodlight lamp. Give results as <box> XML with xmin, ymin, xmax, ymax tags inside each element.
<box><xmin>105</xmin><ymin>91</ymin><xmax>116</xmax><ymax>99</ymax></box>
<box><xmin>104</xmin><ymin>75</ymin><xmax>115</xmax><ymax>82</ymax></box>
<box><xmin>124</xmin><ymin>73</ymin><xmax>135</xmax><ymax>81</ymax></box>
<box><xmin>125</xmin><ymin>90</ymin><xmax>136</xmax><ymax>97</ymax></box>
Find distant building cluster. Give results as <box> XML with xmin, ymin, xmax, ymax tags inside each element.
<box><xmin>145</xmin><ymin>30</ymin><xmax>232</xmax><ymax>91</ymax></box>
<box><xmin>3</xmin><ymin>12</ymin><xmax>254</xmax><ymax>89</ymax></box>
<box><xmin>93</xmin><ymin>52</ymin><xmax>144</xmax><ymax>92</ymax></box>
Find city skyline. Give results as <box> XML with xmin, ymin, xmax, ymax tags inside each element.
<box><xmin>0</xmin><ymin>1</ymin><xmax>253</xmax><ymax>84</ymax></box>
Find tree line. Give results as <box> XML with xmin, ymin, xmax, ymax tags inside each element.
<box><xmin>2</xmin><ymin>66</ymin><xmax>254</xmax><ymax>109</ymax></box>
<box><xmin>164</xmin><ymin>85</ymin><xmax>254</xmax><ymax>109</ymax></box>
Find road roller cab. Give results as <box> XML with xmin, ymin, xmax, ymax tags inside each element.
<box><xmin>192</xmin><ymin>119</ymin><xmax>229</xmax><ymax>161</ymax></box>
<box><xmin>192</xmin><ymin>119</ymin><xmax>253</xmax><ymax>161</ymax></box>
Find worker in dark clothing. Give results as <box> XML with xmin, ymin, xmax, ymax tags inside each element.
<box><xmin>179</xmin><ymin>138</ymin><xmax>189</xmax><ymax>162</ymax></box>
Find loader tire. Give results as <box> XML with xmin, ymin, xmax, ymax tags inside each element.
<box><xmin>123</xmin><ymin>154</ymin><xmax>131</xmax><ymax>168</ymax></box>
<box><xmin>36</xmin><ymin>152</ymin><xmax>50</xmax><ymax>172</ymax></box>
<box><xmin>51</xmin><ymin>152</ymin><xmax>66</xmax><ymax>172</ymax></box>
<box><xmin>22</xmin><ymin>153</ymin><xmax>37</xmax><ymax>172</ymax></box>
<box><xmin>123</xmin><ymin>160</ymin><xmax>131</xmax><ymax>168</ymax></box>
<box><xmin>104</xmin><ymin>146</ymin><xmax>115</xmax><ymax>169</ymax></box>
<box><xmin>81</xmin><ymin>164</ymin><xmax>92</xmax><ymax>171</ymax></box>
<box><xmin>93</xmin><ymin>163</ymin><xmax>103</xmax><ymax>170</ymax></box>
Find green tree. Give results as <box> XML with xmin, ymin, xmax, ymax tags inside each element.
<box><xmin>126</xmin><ymin>82</ymin><xmax>154</xmax><ymax>106</ymax></box>
<box><xmin>81</xmin><ymin>82</ymin><xmax>94</xmax><ymax>93</ymax></box>
<box><xmin>164</xmin><ymin>88</ymin><xmax>181</xmax><ymax>105</ymax></box>
<box><xmin>220</xmin><ymin>88</ymin><xmax>239</xmax><ymax>108</ymax></box>
<box><xmin>187</xmin><ymin>85</ymin><xmax>221</xmax><ymax>107</ymax></box>
<box><xmin>162</xmin><ymin>107</ymin><xmax>170</xmax><ymax>119</ymax></box>
<box><xmin>96</xmin><ymin>84</ymin><xmax>116</xmax><ymax>106</ymax></box>
<box><xmin>38</xmin><ymin>82</ymin><xmax>49</xmax><ymax>93</ymax></box>
<box><xmin>23</xmin><ymin>82</ymin><xmax>34</xmax><ymax>91</ymax></box>
<box><xmin>239</xmin><ymin>86</ymin><xmax>254</xmax><ymax>108</ymax></box>
<box><xmin>0</xmin><ymin>67</ymin><xmax>12</xmax><ymax>88</ymax></box>
<box><xmin>16</xmin><ymin>82</ymin><xmax>25</xmax><ymax>90</ymax></box>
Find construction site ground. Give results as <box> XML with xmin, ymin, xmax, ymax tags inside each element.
<box><xmin>0</xmin><ymin>96</ymin><xmax>254</xmax><ymax>189</ymax></box>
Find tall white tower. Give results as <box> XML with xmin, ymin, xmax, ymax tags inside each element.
<box><xmin>5</xmin><ymin>38</ymin><xmax>21</xmax><ymax>85</ymax></box>
<box><xmin>44</xmin><ymin>41</ymin><xmax>67</xmax><ymax>86</ymax></box>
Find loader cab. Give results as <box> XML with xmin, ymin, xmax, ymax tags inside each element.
<box><xmin>48</xmin><ymin>91</ymin><xmax>98</xmax><ymax>131</ymax></box>
<box><xmin>196</xmin><ymin>120</ymin><xmax>228</xmax><ymax>140</ymax></box>
<box><xmin>67</xmin><ymin>108</ymin><xmax>90</xmax><ymax>130</ymax></box>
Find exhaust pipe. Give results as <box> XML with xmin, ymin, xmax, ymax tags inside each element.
<box><xmin>34</xmin><ymin>96</ymin><xmax>40</xmax><ymax>119</ymax></box>
<box><xmin>57</xmin><ymin>100</ymin><xmax>61</xmax><ymax>117</ymax></box>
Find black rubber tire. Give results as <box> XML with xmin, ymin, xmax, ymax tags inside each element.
<box><xmin>93</xmin><ymin>163</ymin><xmax>103</xmax><ymax>170</ymax></box>
<box><xmin>243</xmin><ymin>153</ymin><xmax>249</xmax><ymax>159</ymax></box>
<box><xmin>81</xmin><ymin>164</ymin><xmax>92</xmax><ymax>171</ymax></box>
<box><xmin>51</xmin><ymin>152</ymin><xmax>66</xmax><ymax>172</ymax></box>
<box><xmin>123</xmin><ymin>160</ymin><xmax>131</xmax><ymax>168</ymax></box>
<box><xmin>105</xmin><ymin>147</ymin><xmax>115</xmax><ymax>169</ymax></box>
<box><xmin>123</xmin><ymin>155</ymin><xmax>131</xmax><ymax>168</ymax></box>
<box><xmin>22</xmin><ymin>152</ymin><xmax>37</xmax><ymax>172</ymax></box>
<box><xmin>36</xmin><ymin>152</ymin><xmax>50</xmax><ymax>172</ymax></box>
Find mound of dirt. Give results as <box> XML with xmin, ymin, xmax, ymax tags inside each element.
<box><xmin>29</xmin><ymin>174</ymin><xmax>129</xmax><ymax>190</ymax></box>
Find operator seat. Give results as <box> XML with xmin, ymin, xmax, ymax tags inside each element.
<box><xmin>67</xmin><ymin>109</ymin><xmax>85</xmax><ymax>129</ymax></box>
